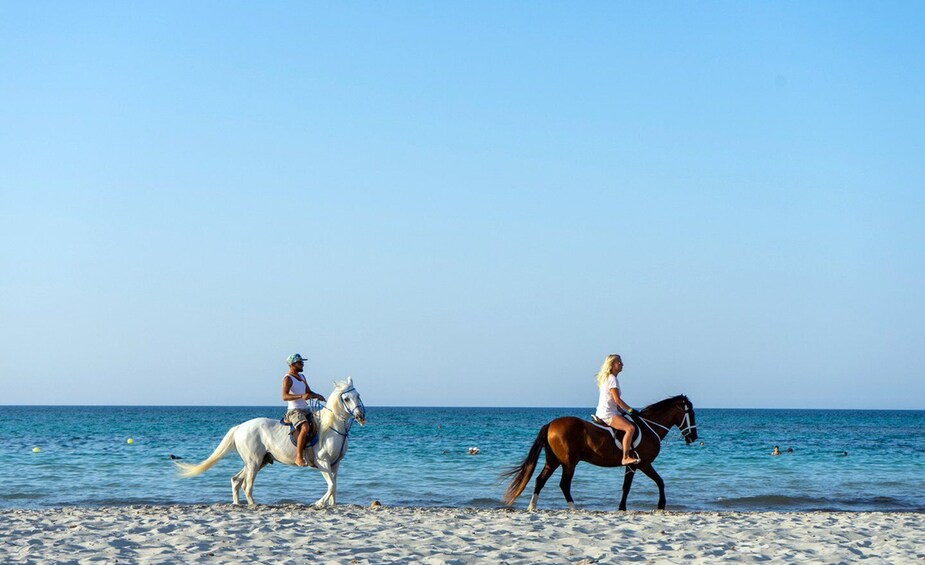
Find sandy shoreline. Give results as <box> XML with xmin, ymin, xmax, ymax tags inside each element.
<box><xmin>2</xmin><ymin>505</ymin><xmax>922</xmax><ymax>564</ymax></box>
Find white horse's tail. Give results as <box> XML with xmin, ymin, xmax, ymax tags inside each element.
<box><xmin>175</xmin><ymin>425</ymin><xmax>239</xmax><ymax>477</ymax></box>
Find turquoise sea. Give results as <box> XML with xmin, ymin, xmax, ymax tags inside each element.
<box><xmin>2</xmin><ymin>406</ymin><xmax>923</xmax><ymax>512</ymax></box>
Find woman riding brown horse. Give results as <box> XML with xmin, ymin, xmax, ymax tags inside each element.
<box><xmin>594</xmin><ymin>354</ymin><xmax>640</xmax><ymax>466</ymax></box>
<box><xmin>502</xmin><ymin>394</ymin><xmax>698</xmax><ymax>511</ymax></box>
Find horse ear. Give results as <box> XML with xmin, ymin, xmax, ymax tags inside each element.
<box><xmin>347</xmin><ymin>375</ymin><xmax>353</xmax><ymax>386</ymax></box>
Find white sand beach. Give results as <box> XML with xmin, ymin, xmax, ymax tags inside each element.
<box><xmin>2</xmin><ymin>505</ymin><xmax>922</xmax><ymax>563</ymax></box>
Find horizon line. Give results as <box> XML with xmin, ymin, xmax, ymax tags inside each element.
<box><xmin>1</xmin><ymin>404</ymin><xmax>923</xmax><ymax>411</ymax></box>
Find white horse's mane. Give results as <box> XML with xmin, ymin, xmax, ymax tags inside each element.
<box><xmin>317</xmin><ymin>379</ymin><xmax>352</xmax><ymax>429</ymax></box>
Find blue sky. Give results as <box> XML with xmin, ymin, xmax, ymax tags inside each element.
<box><xmin>1</xmin><ymin>3</ymin><xmax>923</xmax><ymax>408</ymax></box>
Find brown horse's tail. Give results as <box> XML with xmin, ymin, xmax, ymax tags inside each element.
<box><xmin>501</xmin><ymin>423</ymin><xmax>549</xmax><ymax>506</ymax></box>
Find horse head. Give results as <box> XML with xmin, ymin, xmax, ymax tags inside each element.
<box><xmin>673</xmin><ymin>395</ymin><xmax>697</xmax><ymax>444</ymax></box>
<box><xmin>333</xmin><ymin>376</ymin><xmax>366</xmax><ymax>426</ymax></box>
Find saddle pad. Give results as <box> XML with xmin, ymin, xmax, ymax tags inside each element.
<box><xmin>279</xmin><ymin>418</ymin><xmax>319</xmax><ymax>448</ymax></box>
<box><xmin>590</xmin><ymin>418</ymin><xmax>642</xmax><ymax>450</ymax></box>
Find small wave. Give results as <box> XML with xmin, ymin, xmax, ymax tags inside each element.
<box><xmin>466</xmin><ymin>497</ymin><xmax>505</xmax><ymax>509</ymax></box>
<box><xmin>1</xmin><ymin>493</ymin><xmax>44</xmax><ymax>501</ymax></box>
<box><xmin>711</xmin><ymin>494</ymin><xmax>923</xmax><ymax>512</ymax></box>
<box><xmin>64</xmin><ymin>497</ymin><xmax>184</xmax><ymax>507</ymax></box>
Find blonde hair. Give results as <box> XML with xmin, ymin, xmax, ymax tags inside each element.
<box><xmin>595</xmin><ymin>354</ymin><xmax>621</xmax><ymax>388</ymax></box>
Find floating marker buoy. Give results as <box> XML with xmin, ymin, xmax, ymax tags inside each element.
<box><xmin>127</xmin><ymin>438</ymin><xmax>134</xmax><ymax>445</ymax></box>
<box><xmin>32</xmin><ymin>447</ymin><xmax>41</xmax><ymax>453</ymax></box>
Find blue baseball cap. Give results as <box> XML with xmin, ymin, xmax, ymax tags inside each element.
<box><xmin>287</xmin><ymin>353</ymin><xmax>307</xmax><ymax>365</ymax></box>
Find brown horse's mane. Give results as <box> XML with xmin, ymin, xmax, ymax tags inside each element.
<box><xmin>640</xmin><ymin>394</ymin><xmax>688</xmax><ymax>415</ymax></box>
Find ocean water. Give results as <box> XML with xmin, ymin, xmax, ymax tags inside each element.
<box><xmin>1</xmin><ymin>406</ymin><xmax>923</xmax><ymax>512</ymax></box>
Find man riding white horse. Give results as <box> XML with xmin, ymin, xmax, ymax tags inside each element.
<box><xmin>282</xmin><ymin>353</ymin><xmax>326</xmax><ymax>467</ymax></box>
<box><xmin>177</xmin><ymin>376</ymin><xmax>366</xmax><ymax>506</ymax></box>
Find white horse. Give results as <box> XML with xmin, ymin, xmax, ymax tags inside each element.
<box><xmin>176</xmin><ymin>377</ymin><xmax>366</xmax><ymax>506</ymax></box>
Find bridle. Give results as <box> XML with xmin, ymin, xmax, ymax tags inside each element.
<box><xmin>636</xmin><ymin>399</ymin><xmax>696</xmax><ymax>442</ymax></box>
<box><xmin>678</xmin><ymin>401</ymin><xmax>697</xmax><ymax>440</ymax></box>
<box><xmin>318</xmin><ymin>386</ymin><xmax>365</xmax><ymax>466</ymax></box>
<box><xmin>322</xmin><ymin>386</ymin><xmax>364</xmax><ymax>433</ymax></box>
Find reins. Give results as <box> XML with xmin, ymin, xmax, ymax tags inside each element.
<box><xmin>636</xmin><ymin>401</ymin><xmax>696</xmax><ymax>443</ymax></box>
<box><xmin>636</xmin><ymin>414</ymin><xmax>669</xmax><ymax>439</ymax></box>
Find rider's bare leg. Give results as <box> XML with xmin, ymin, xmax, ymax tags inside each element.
<box><xmin>608</xmin><ymin>414</ymin><xmax>638</xmax><ymax>465</ymax></box>
<box><xmin>295</xmin><ymin>423</ymin><xmax>309</xmax><ymax>467</ymax></box>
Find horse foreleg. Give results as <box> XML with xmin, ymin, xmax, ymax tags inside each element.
<box><xmin>559</xmin><ymin>465</ymin><xmax>577</xmax><ymax>511</ymax></box>
<box><xmin>329</xmin><ymin>462</ymin><xmax>341</xmax><ymax>505</ymax></box>
<box><xmin>618</xmin><ymin>465</ymin><xmax>636</xmax><ymax>511</ymax></box>
<box><xmin>314</xmin><ymin>468</ymin><xmax>336</xmax><ymax>507</ymax></box>
<box><xmin>638</xmin><ymin>462</ymin><xmax>666</xmax><ymax>510</ymax></box>
<box><xmin>528</xmin><ymin>463</ymin><xmax>559</xmax><ymax>511</ymax></box>
<box><xmin>322</xmin><ymin>462</ymin><xmax>341</xmax><ymax>507</ymax></box>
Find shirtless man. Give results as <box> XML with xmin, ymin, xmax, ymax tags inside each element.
<box><xmin>282</xmin><ymin>353</ymin><xmax>326</xmax><ymax>467</ymax></box>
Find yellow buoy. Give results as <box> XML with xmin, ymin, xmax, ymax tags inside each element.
<box><xmin>127</xmin><ymin>438</ymin><xmax>134</xmax><ymax>444</ymax></box>
<box><xmin>32</xmin><ymin>447</ymin><xmax>41</xmax><ymax>453</ymax></box>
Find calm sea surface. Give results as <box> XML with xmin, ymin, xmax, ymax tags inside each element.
<box><xmin>1</xmin><ymin>406</ymin><xmax>923</xmax><ymax>512</ymax></box>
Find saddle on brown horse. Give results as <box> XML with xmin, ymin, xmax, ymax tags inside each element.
<box><xmin>590</xmin><ymin>414</ymin><xmax>642</xmax><ymax>450</ymax></box>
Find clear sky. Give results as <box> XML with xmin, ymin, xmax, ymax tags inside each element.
<box><xmin>1</xmin><ymin>3</ymin><xmax>923</xmax><ymax>409</ymax></box>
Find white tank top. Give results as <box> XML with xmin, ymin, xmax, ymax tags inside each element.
<box><xmin>286</xmin><ymin>373</ymin><xmax>308</xmax><ymax>410</ymax></box>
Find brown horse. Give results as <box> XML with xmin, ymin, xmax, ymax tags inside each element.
<box><xmin>502</xmin><ymin>395</ymin><xmax>697</xmax><ymax>511</ymax></box>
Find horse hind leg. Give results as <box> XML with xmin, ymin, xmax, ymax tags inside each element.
<box><xmin>232</xmin><ymin>455</ymin><xmax>273</xmax><ymax>505</ymax></box>
<box><xmin>231</xmin><ymin>468</ymin><xmax>246</xmax><ymax>505</ymax></box>
<box><xmin>242</xmin><ymin>458</ymin><xmax>264</xmax><ymax>506</ymax></box>
<box><xmin>528</xmin><ymin>462</ymin><xmax>559</xmax><ymax>511</ymax></box>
